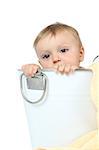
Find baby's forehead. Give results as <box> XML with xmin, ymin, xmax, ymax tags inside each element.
<box><xmin>43</xmin><ymin>30</ymin><xmax>79</xmax><ymax>44</ymax></box>
<box><xmin>37</xmin><ymin>30</ymin><xmax>78</xmax><ymax>45</ymax></box>
<box><xmin>35</xmin><ymin>32</ymin><xmax>79</xmax><ymax>53</ymax></box>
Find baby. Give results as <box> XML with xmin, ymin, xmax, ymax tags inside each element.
<box><xmin>22</xmin><ymin>22</ymin><xmax>84</xmax><ymax>76</ymax></box>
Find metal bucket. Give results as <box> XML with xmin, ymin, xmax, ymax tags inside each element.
<box><xmin>19</xmin><ymin>69</ymin><xmax>97</xmax><ymax>149</ymax></box>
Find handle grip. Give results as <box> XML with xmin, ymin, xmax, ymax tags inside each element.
<box><xmin>20</xmin><ymin>71</ymin><xmax>48</xmax><ymax>104</ymax></box>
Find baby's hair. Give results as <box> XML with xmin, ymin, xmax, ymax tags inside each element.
<box><xmin>33</xmin><ymin>22</ymin><xmax>82</xmax><ymax>48</ymax></box>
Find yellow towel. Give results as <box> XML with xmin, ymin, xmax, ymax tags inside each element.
<box><xmin>36</xmin><ymin>62</ymin><xmax>99</xmax><ymax>150</ymax></box>
<box><xmin>37</xmin><ymin>131</ymin><xmax>98</xmax><ymax>150</ymax></box>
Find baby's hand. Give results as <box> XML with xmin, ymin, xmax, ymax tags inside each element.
<box><xmin>54</xmin><ymin>63</ymin><xmax>78</xmax><ymax>74</ymax></box>
<box><xmin>21</xmin><ymin>64</ymin><xmax>40</xmax><ymax>77</ymax></box>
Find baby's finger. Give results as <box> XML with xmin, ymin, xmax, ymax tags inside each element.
<box><xmin>64</xmin><ymin>64</ymin><xmax>71</xmax><ymax>74</ymax></box>
<box><xmin>21</xmin><ymin>64</ymin><xmax>39</xmax><ymax>77</ymax></box>
<box><xmin>21</xmin><ymin>65</ymin><xmax>30</xmax><ymax>76</ymax></box>
<box><xmin>58</xmin><ymin>64</ymin><xmax>66</xmax><ymax>74</ymax></box>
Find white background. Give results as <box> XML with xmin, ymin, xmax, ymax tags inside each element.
<box><xmin>0</xmin><ymin>0</ymin><xmax>99</xmax><ymax>150</ymax></box>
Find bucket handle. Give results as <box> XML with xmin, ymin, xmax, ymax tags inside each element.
<box><xmin>20</xmin><ymin>71</ymin><xmax>48</xmax><ymax>104</ymax></box>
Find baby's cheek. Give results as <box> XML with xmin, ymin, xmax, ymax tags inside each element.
<box><xmin>41</xmin><ymin>61</ymin><xmax>53</xmax><ymax>69</ymax></box>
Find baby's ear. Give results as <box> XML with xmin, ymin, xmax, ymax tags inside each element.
<box><xmin>79</xmin><ymin>46</ymin><xmax>84</xmax><ymax>62</ymax></box>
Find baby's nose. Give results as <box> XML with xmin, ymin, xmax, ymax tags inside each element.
<box><xmin>52</xmin><ymin>54</ymin><xmax>61</xmax><ymax>64</ymax></box>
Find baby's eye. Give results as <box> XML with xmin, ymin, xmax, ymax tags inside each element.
<box><xmin>41</xmin><ymin>54</ymin><xmax>50</xmax><ymax>59</ymax></box>
<box><xmin>59</xmin><ymin>48</ymin><xmax>69</xmax><ymax>53</ymax></box>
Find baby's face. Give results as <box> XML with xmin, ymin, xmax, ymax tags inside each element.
<box><xmin>35</xmin><ymin>30</ymin><xmax>84</xmax><ymax>69</ymax></box>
